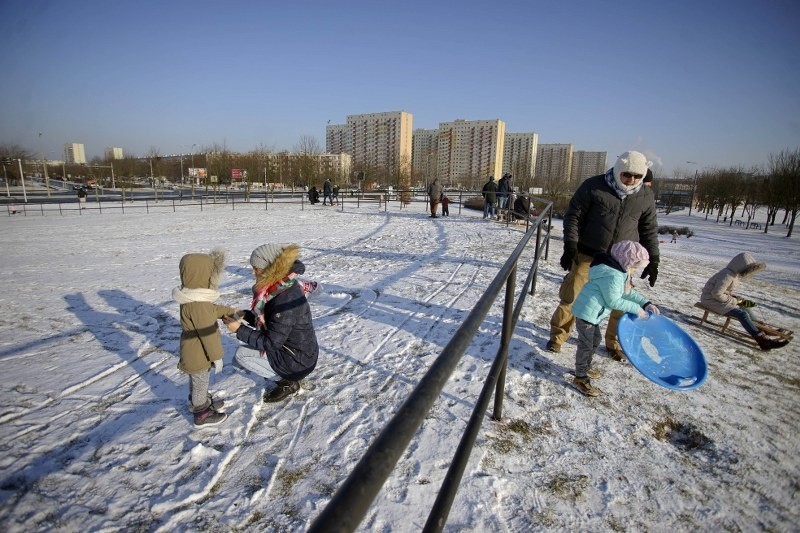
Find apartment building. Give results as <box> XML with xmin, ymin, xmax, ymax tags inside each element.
<box><xmin>411</xmin><ymin>128</ymin><xmax>439</xmax><ymax>183</ymax></box>
<box><xmin>65</xmin><ymin>142</ymin><xmax>86</xmax><ymax>164</ymax></box>
<box><xmin>535</xmin><ymin>143</ymin><xmax>573</xmax><ymax>184</ymax></box>
<box><xmin>104</xmin><ymin>147</ymin><xmax>124</xmax><ymax>160</ymax></box>
<box><xmin>570</xmin><ymin>150</ymin><xmax>607</xmax><ymax>182</ymax></box>
<box><xmin>327</xmin><ymin>111</ymin><xmax>413</xmax><ymax>181</ymax></box>
<box><xmin>436</xmin><ymin>119</ymin><xmax>505</xmax><ymax>188</ymax></box>
<box><xmin>325</xmin><ymin>124</ymin><xmax>350</xmax><ymax>155</ymax></box>
<box><xmin>503</xmin><ymin>132</ymin><xmax>539</xmax><ymax>183</ymax></box>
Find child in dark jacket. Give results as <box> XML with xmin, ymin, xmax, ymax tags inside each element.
<box><xmin>570</xmin><ymin>240</ymin><xmax>660</xmax><ymax>396</ymax></box>
<box><xmin>225</xmin><ymin>243</ymin><xmax>319</xmax><ymax>402</ymax></box>
<box><xmin>173</xmin><ymin>249</ymin><xmax>237</xmax><ymax>426</ymax></box>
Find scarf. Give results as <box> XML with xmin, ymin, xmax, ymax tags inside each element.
<box><xmin>251</xmin><ymin>273</ymin><xmax>299</xmax><ymax>330</ymax></box>
<box><xmin>172</xmin><ymin>286</ymin><xmax>220</xmax><ymax>304</ymax></box>
<box><xmin>604</xmin><ymin>170</ymin><xmax>643</xmax><ymax>200</ymax></box>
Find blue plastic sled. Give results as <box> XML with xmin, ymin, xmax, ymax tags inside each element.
<box><xmin>617</xmin><ymin>313</ymin><xmax>707</xmax><ymax>390</ymax></box>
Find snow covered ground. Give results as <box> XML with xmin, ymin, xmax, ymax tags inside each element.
<box><xmin>0</xmin><ymin>198</ymin><xmax>798</xmax><ymax>532</ymax></box>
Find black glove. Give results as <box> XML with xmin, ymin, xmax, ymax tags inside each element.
<box><xmin>640</xmin><ymin>259</ymin><xmax>659</xmax><ymax>287</ymax></box>
<box><xmin>560</xmin><ymin>242</ymin><xmax>577</xmax><ymax>271</ymax></box>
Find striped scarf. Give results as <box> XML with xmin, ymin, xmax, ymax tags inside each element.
<box><xmin>251</xmin><ymin>273</ymin><xmax>299</xmax><ymax>330</ymax></box>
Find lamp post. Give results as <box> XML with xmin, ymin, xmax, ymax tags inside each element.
<box><xmin>686</xmin><ymin>161</ymin><xmax>698</xmax><ymax>216</ymax></box>
<box><xmin>38</xmin><ymin>132</ymin><xmax>51</xmax><ymax>197</ymax></box>
<box><xmin>17</xmin><ymin>158</ymin><xmax>27</xmax><ymax>203</ymax></box>
<box><xmin>2</xmin><ymin>158</ymin><xmax>10</xmax><ymax>197</ymax></box>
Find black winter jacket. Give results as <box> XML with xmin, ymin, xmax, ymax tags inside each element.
<box><xmin>236</xmin><ymin>261</ymin><xmax>319</xmax><ymax>381</ymax></box>
<box><xmin>563</xmin><ymin>173</ymin><xmax>660</xmax><ymax>263</ymax></box>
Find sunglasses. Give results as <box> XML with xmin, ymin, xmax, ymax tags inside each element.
<box><xmin>621</xmin><ymin>172</ymin><xmax>644</xmax><ymax>180</ymax></box>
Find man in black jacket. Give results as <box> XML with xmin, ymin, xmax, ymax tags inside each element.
<box><xmin>547</xmin><ymin>151</ymin><xmax>660</xmax><ymax>360</ymax></box>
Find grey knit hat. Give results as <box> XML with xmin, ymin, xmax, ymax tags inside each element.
<box><xmin>249</xmin><ymin>243</ymin><xmax>291</xmax><ymax>270</ymax></box>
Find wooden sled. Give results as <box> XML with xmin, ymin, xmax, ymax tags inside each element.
<box><xmin>692</xmin><ymin>302</ymin><xmax>794</xmax><ymax>347</ymax></box>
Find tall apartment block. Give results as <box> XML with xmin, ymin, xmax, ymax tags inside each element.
<box><xmin>104</xmin><ymin>147</ymin><xmax>124</xmax><ymax>160</ymax></box>
<box><xmin>411</xmin><ymin>128</ymin><xmax>439</xmax><ymax>182</ymax></box>
<box><xmin>64</xmin><ymin>143</ymin><xmax>86</xmax><ymax>164</ymax></box>
<box><xmin>536</xmin><ymin>143</ymin><xmax>573</xmax><ymax>183</ymax></box>
<box><xmin>325</xmin><ymin>124</ymin><xmax>350</xmax><ymax>155</ymax></box>
<box><xmin>570</xmin><ymin>151</ymin><xmax>607</xmax><ymax>182</ymax></box>
<box><xmin>437</xmin><ymin>119</ymin><xmax>505</xmax><ymax>187</ymax></box>
<box><xmin>327</xmin><ymin>111</ymin><xmax>413</xmax><ymax>179</ymax></box>
<box><xmin>503</xmin><ymin>132</ymin><xmax>539</xmax><ymax>183</ymax></box>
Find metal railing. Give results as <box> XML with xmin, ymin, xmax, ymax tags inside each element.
<box><xmin>308</xmin><ymin>200</ymin><xmax>553</xmax><ymax>533</ymax></box>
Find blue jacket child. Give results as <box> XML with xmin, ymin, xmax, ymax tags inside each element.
<box><xmin>570</xmin><ymin>240</ymin><xmax>660</xmax><ymax>396</ymax></box>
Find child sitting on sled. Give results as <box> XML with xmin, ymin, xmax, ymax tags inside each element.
<box><xmin>570</xmin><ymin>240</ymin><xmax>661</xmax><ymax>396</ymax></box>
<box><xmin>173</xmin><ymin>249</ymin><xmax>238</xmax><ymax>426</ymax></box>
<box><xmin>700</xmin><ymin>252</ymin><xmax>789</xmax><ymax>351</ymax></box>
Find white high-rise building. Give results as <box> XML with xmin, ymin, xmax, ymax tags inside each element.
<box><xmin>412</xmin><ymin>128</ymin><xmax>439</xmax><ymax>183</ymax></box>
<box><xmin>570</xmin><ymin>151</ymin><xmax>607</xmax><ymax>182</ymax></box>
<box><xmin>65</xmin><ymin>143</ymin><xmax>86</xmax><ymax>164</ymax></box>
<box><xmin>436</xmin><ymin>119</ymin><xmax>505</xmax><ymax>188</ymax></box>
<box><xmin>536</xmin><ymin>144</ymin><xmax>573</xmax><ymax>184</ymax></box>
<box><xmin>325</xmin><ymin>124</ymin><xmax>350</xmax><ymax>155</ymax></box>
<box><xmin>104</xmin><ymin>147</ymin><xmax>123</xmax><ymax>160</ymax></box>
<box><xmin>346</xmin><ymin>111</ymin><xmax>413</xmax><ymax>180</ymax></box>
<box><xmin>503</xmin><ymin>132</ymin><xmax>539</xmax><ymax>184</ymax></box>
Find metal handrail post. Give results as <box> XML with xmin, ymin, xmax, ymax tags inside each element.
<box><xmin>492</xmin><ymin>264</ymin><xmax>516</xmax><ymax>420</ymax></box>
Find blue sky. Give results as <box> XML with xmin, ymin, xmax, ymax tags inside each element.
<box><xmin>1</xmin><ymin>0</ymin><xmax>798</xmax><ymax>176</ymax></box>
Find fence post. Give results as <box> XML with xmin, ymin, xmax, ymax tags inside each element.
<box><xmin>492</xmin><ymin>264</ymin><xmax>515</xmax><ymax>420</ymax></box>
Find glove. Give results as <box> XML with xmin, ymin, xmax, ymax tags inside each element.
<box><xmin>560</xmin><ymin>242</ymin><xmax>577</xmax><ymax>271</ymax></box>
<box><xmin>644</xmin><ymin>303</ymin><xmax>661</xmax><ymax>315</ymax></box>
<box><xmin>738</xmin><ymin>298</ymin><xmax>756</xmax><ymax>308</ymax></box>
<box><xmin>212</xmin><ymin>359</ymin><xmax>224</xmax><ymax>373</ymax></box>
<box><xmin>640</xmin><ymin>260</ymin><xmax>659</xmax><ymax>287</ymax></box>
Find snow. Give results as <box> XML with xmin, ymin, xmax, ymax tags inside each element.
<box><xmin>0</xmin><ymin>199</ymin><xmax>798</xmax><ymax>532</ymax></box>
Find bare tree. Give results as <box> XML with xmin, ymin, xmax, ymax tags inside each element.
<box><xmin>768</xmin><ymin>148</ymin><xmax>800</xmax><ymax>237</ymax></box>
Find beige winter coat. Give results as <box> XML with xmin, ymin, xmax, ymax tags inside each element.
<box><xmin>700</xmin><ymin>252</ymin><xmax>765</xmax><ymax>315</ymax></box>
<box><xmin>173</xmin><ymin>251</ymin><xmax>236</xmax><ymax>373</ymax></box>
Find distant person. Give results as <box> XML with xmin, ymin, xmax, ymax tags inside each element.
<box><xmin>322</xmin><ymin>178</ymin><xmax>333</xmax><ymax>205</ymax></box>
<box><xmin>570</xmin><ymin>241</ymin><xmax>660</xmax><ymax>396</ymax></box>
<box><xmin>441</xmin><ymin>193</ymin><xmax>450</xmax><ymax>217</ymax></box>
<box><xmin>332</xmin><ymin>185</ymin><xmax>339</xmax><ymax>204</ymax></box>
<box><xmin>173</xmin><ymin>249</ymin><xmax>236</xmax><ymax>426</ymax></box>
<box><xmin>513</xmin><ymin>192</ymin><xmax>532</xmax><ymax>220</ymax></box>
<box><xmin>308</xmin><ymin>186</ymin><xmax>320</xmax><ymax>204</ymax></box>
<box><xmin>482</xmin><ymin>176</ymin><xmax>498</xmax><ymax>220</ymax></box>
<box><xmin>77</xmin><ymin>186</ymin><xmax>87</xmax><ymax>209</ymax></box>
<box><xmin>547</xmin><ymin>150</ymin><xmax>660</xmax><ymax>360</ymax></box>
<box><xmin>427</xmin><ymin>178</ymin><xmax>443</xmax><ymax>218</ymax></box>
<box><xmin>671</xmin><ymin>230</ymin><xmax>678</xmax><ymax>243</ymax></box>
<box><xmin>643</xmin><ymin>169</ymin><xmax>653</xmax><ymax>187</ymax></box>
<box><xmin>700</xmin><ymin>252</ymin><xmax>789</xmax><ymax>351</ymax></box>
<box><xmin>225</xmin><ymin>243</ymin><xmax>320</xmax><ymax>402</ymax></box>
<box><xmin>497</xmin><ymin>174</ymin><xmax>509</xmax><ymax>211</ymax></box>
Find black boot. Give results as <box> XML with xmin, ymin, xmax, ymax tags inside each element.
<box><xmin>754</xmin><ymin>332</ymin><xmax>789</xmax><ymax>351</ymax></box>
<box><xmin>264</xmin><ymin>379</ymin><xmax>300</xmax><ymax>402</ymax></box>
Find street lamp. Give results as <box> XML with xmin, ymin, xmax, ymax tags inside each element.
<box><xmin>38</xmin><ymin>132</ymin><xmax>51</xmax><ymax>197</ymax></box>
<box><xmin>17</xmin><ymin>158</ymin><xmax>28</xmax><ymax>203</ymax></box>
<box><xmin>686</xmin><ymin>161</ymin><xmax>698</xmax><ymax>216</ymax></box>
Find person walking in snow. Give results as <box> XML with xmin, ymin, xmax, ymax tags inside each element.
<box><xmin>173</xmin><ymin>249</ymin><xmax>237</xmax><ymax>426</ymax></box>
<box><xmin>322</xmin><ymin>178</ymin><xmax>333</xmax><ymax>205</ymax></box>
<box><xmin>700</xmin><ymin>252</ymin><xmax>789</xmax><ymax>351</ymax></box>
<box><xmin>570</xmin><ymin>241</ymin><xmax>661</xmax><ymax>396</ymax></box>
<box><xmin>427</xmin><ymin>177</ymin><xmax>443</xmax><ymax>218</ymax></box>
<box><xmin>482</xmin><ymin>176</ymin><xmax>498</xmax><ymax>219</ymax></box>
<box><xmin>225</xmin><ymin>243</ymin><xmax>319</xmax><ymax>402</ymax></box>
<box><xmin>670</xmin><ymin>231</ymin><xmax>678</xmax><ymax>243</ymax></box>
<box><xmin>547</xmin><ymin>150</ymin><xmax>660</xmax><ymax>361</ymax></box>
<box><xmin>441</xmin><ymin>192</ymin><xmax>450</xmax><ymax>217</ymax></box>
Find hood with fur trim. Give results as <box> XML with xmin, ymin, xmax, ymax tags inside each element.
<box><xmin>179</xmin><ymin>249</ymin><xmax>226</xmax><ymax>290</ymax></box>
<box><xmin>253</xmin><ymin>244</ymin><xmax>301</xmax><ymax>290</ymax></box>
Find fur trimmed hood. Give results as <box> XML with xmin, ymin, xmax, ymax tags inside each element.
<box><xmin>179</xmin><ymin>248</ymin><xmax>226</xmax><ymax>290</ymax></box>
<box><xmin>253</xmin><ymin>244</ymin><xmax>300</xmax><ymax>290</ymax></box>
